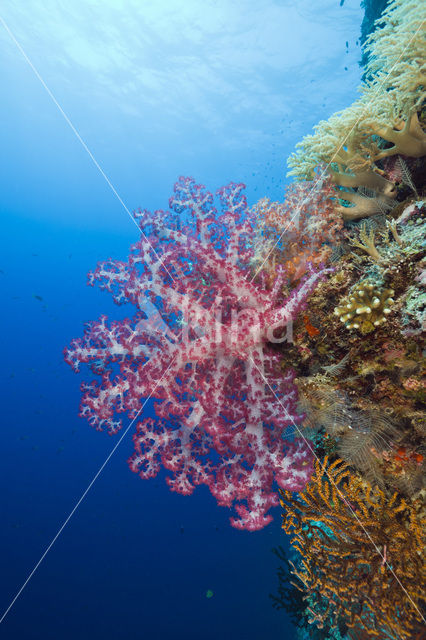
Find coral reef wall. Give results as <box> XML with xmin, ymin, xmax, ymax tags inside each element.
<box><xmin>269</xmin><ymin>1</ymin><xmax>426</xmax><ymax>638</ymax></box>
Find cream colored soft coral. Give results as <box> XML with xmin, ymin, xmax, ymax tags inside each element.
<box><xmin>286</xmin><ymin>0</ymin><xmax>426</xmax><ymax>221</ymax></box>
<box><xmin>363</xmin><ymin>0</ymin><xmax>426</xmax><ymax>114</ymax></box>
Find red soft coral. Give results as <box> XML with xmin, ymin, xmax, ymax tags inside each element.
<box><xmin>65</xmin><ymin>178</ymin><xmax>328</xmax><ymax>529</ymax></box>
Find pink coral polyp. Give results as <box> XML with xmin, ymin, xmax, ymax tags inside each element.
<box><xmin>65</xmin><ymin>177</ymin><xmax>327</xmax><ymax>530</ymax></box>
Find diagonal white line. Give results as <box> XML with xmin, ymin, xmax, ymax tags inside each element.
<box><xmin>249</xmin><ymin>18</ymin><xmax>425</xmax><ymax>285</ymax></box>
<box><xmin>249</xmin><ymin>355</ymin><xmax>425</xmax><ymax>624</ymax></box>
<box><xmin>0</xmin><ymin>355</ymin><xmax>176</xmax><ymax>625</ymax></box>
<box><xmin>0</xmin><ymin>13</ymin><xmax>175</xmax><ymax>282</ymax></box>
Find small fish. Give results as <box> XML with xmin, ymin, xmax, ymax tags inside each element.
<box><xmin>33</xmin><ymin>295</ymin><xmax>43</xmax><ymax>301</ymax></box>
<box><xmin>206</xmin><ymin>590</ymin><xmax>214</xmax><ymax>599</ymax></box>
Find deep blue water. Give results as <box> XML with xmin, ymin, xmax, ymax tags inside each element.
<box><xmin>1</xmin><ymin>2</ymin><xmax>363</xmax><ymax>638</ymax></box>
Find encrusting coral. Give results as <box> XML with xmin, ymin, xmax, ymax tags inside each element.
<box><xmin>279</xmin><ymin>457</ymin><xmax>426</xmax><ymax>639</ymax></box>
<box><xmin>333</xmin><ymin>279</ymin><xmax>395</xmax><ymax>333</ymax></box>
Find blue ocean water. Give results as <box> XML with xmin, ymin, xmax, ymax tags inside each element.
<box><xmin>0</xmin><ymin>2</ymin><xmax>364</xmax><ymax>638</ymax></box>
